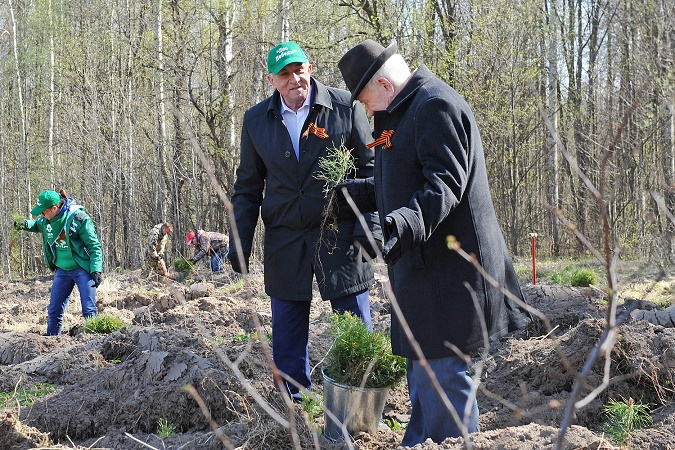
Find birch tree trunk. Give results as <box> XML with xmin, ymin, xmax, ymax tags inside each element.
<box><xmin>155</xmin><ymin>0</ymin><xmax>171</xmax><ymax>220</ymax></box>
<box><xmin>277</xmin><ymin>0</ymin><xmax>289</xmax><ymax>42</ymax></box>
<box><xmin>546</xmin><ymin>0</ymin><xmax>561</xmax><ymax>256</ymax></box>
<box><xmin>9</xmin><ymin>0</ymin><xmax>33</xmax><ymax>276</ymax></box>
<box><xmin>48</xmin><ymin>0</ymin><xmax>56</xmax><ymax>186</ymax></box>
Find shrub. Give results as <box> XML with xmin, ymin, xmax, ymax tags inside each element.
<box><xmin>84</xmin><ymin>315</ymin><xmax>125</xmax><ymax>335</ymax></box>
<box><xmin>570</xmin><ymin>268</ymin><xmax>599</xmax><ymax>287</ymax></box>
<box><xmin>549</xmin><ymin>264</ymin><xmax>598</xmax><ymax>287</ymax></box>
<box><xmin>323</xmin><ymin>312</ymin><xmax>406</xmax><ymax>388</ymax></box>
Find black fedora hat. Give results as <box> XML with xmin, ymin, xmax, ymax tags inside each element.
<box><xmin>339</xmin><ymin>39</ymin><xmax>398</xmax><ymax>103</ymax></box>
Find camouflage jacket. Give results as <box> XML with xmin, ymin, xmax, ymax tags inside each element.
<box><xmin>147</xmin><ymin>223</ymin><xmax>169</xmax><ymax>259</ymax></box>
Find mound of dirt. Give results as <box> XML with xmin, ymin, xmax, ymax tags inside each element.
<box><xmin>0</xmin><ymin>267</ymin><xmax>674</xmax><ymax>449</ymax></box>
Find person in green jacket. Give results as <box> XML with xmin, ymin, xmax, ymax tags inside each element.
<box><xmin>15</xmin><ymin>189</ymin><xmax>103</xmax><ymax>336</ymax></box>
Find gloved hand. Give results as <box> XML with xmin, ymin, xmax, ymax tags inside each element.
<box><xmin>354</xmin><ymin>212</ymin><xmax>383</xmax><ymax>260</ymax></box>
<box><xmin>13</xmin><ymin>219</ymin><xmax>28</xmax><ymax>231</ymax></box>
<box><xmin>92</xmin><ymin>272</ymin><xmax>103</xmax><ymax>288</ymax></box>
<box><xmin>157</xmin><ymin>253</ymin><xmax>164</xmax><ymax>261</ymax></box>
<box><xmin>382</xmin><ymin>216</ymin><xmax>402</xmax><ymax>264</ymax></box>
<box><xmin>229</xmin><ymin>253</ymin><xmax>250</xmax><ymax>274</ymax></box>
<box><xmin>356</xmin><ymin>237</ymin><xmax>379</xmax><ymax>259</ymax></box>
<box><xmin>333</xmin><ymin>177</ymin><xmax>377</xmax><ymax>215</ymax></box>
<box><xmin>382</xmin><ymin>208</ymin><xmax>420</xmax><ymax>265</ymax></box>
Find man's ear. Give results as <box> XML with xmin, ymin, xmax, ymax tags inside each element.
<box><xmin>377</xmin><ymin>76</ymin><xmax>394</xmax><ymax>93</ymax></box>
<box><xmin>266</xmin><ymin>73</ymin><xmax>275</xmax><ymax>87</ymax></box>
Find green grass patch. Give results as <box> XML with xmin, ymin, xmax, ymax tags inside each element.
<box><xmin>84</xmin><ymin>315</ymin><xmax>125</xmax><ymax>335</ymax></box>
<box><xmin>300</xmin><ymin>391</ymin><xmax>324</xmax><ymax>417</ymax></box>
<box><xmin>385</xmin><ymin>417</ymin><xmax>406</xmax><ymax>431</ymax></box>
<box><xmin>234</xmin><ymin>332</ymin><xmax>271</xmax><ymax>343</ymax></box>
<box><xmin>221</xmin><ymin>277</ymin><xmax>245</xmax><ymax>294</ymax></box>
<box><xmin>547</xmin><ymin>264</ymin><xmax>599</xmax><ymax>287</ymax></box>
<box><xmin>0</xmin><ymin>382</ymin><xmax>58</xmax><ymax>408</ymax></box>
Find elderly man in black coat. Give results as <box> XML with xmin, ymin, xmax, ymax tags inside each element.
<box><xmin>337</xmin><ymin>40</ymin><xmax>532</xmax><ymax>445</ymax></box>
<box><xmin>228</xmin><ymin>41</ymin><xmax>381</xmax><ymax>402</ymax></box>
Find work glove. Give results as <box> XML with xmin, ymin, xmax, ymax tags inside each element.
<box><xmin>14</xmin><ymin>219</ymin><xmax>28</xmax><ymax>231</ymax></box>
<box><xmin>92</xmin><ymin>272</ymin><xmax>103</xmax><ymax>288</ymax></box>
<box><xmin>228</xmin><ymin>252</ymin><xmax>250</xmax><ymax>274</ymax></box>
<box><xmin>157</xmin><ymin>253</ymin><xmax>164</xmax><ymax>261</ymax></box>
<box><xmin>332</xmin><ymin>178</ymin><xmax>377</xmax><ymax>216</ymax></box>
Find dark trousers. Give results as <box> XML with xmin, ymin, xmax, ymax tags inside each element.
<box><xmin>271</xmin><ymin>289</ymin><xmax>372</xmax><ymax>398</ymax></box>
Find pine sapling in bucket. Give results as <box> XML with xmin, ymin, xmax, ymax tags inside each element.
<box><xmin>322</xmin><ymin>312</ymin><xmax>406</xmax><ymax>441</ymax></box>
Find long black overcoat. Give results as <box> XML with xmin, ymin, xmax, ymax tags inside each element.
<box><xmin>371</xmin><ymin>66</ymin><xmax>531</xmax><ymax>359</ymax></box>
<box><xmin>229</xmin><ymin>79</ymin><xmax>380</xmax><ymax>301</ymax></box>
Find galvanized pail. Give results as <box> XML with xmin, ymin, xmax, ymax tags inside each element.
<box><xmin>322</xmin><ymin>370</ymin><xmax>390</xmax><ymax>441</ymax></box>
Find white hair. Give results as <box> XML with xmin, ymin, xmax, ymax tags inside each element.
<box><xmin>366</xmin><ymin>53</ymin><xmax>411</xmax><ymax>90</ymax></box>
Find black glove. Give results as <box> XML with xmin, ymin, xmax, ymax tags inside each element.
<box><xmin>14</xmin><ymin>219</ymin><xmax>28</xmax><ymax>231</ymax></box>
<box><xmin>157</xmin><ymin>253</ymin><xmax>164</xmax><ymax>260</ymax></box>
<box><xmin>330</xmin><ymin>195</ymin><xmax>356</xmax><ymax>221</ymax></box>
<box><xmin>229</xmin><ymin>253</ymin><xmax>250</xmax><ymax>274</ymax></box>
<box><xmin>354</xmin><ymin>212</ymin><xmax>383</xmax><ymax>259</ymax></box>
<box><xmin>382</xmin><ymin>216</ymin><xmax>402</xmax><ymax>265</ymax></box>
<box><xmin>381</xmin><ymin>209</ymin><xmax>418</xmax><ymax>265</ymax></box>
<box><xmin>92</xmin><ymin>272</ymin><xmax>103</xmax><ymax>288</ymax></box>
<box><xmin>333</xmin><ymin>178</ymin><xmax>377</xmax><ymax>215</ymax></box>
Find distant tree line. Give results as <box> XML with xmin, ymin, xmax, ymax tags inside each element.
<box><xmin>1</xmin><ymin>0</ymin><xmax>672</xmax><ymax>278</ymax></box>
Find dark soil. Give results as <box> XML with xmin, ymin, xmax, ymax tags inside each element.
<box><xmin>1</xmin><ymin>262</ymin><xmax>674</xmax><ymax>450</ymax></box>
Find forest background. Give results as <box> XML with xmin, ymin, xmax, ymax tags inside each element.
<box><xmin>1</xmin><ymin>0</ymin><xmax>673</xmax><ymax>279</ymax></box>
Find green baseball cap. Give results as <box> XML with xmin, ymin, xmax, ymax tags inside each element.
<box><xmin>267</xmin><ymin>41</ymin><xmax>308</xmax><ymax>74</ymax></box>
<box><xmin>31</xmin><ymin>190</ymin><xmax>61</xmax><ymax>216</ymax></box>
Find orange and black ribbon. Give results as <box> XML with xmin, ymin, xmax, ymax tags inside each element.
<box><xmin>367</xmin><ymin>129</ymin><xmax>395</xmax><ymax>149</ymax></box>
<box><xmin>302</xmin><ymin>123</ymin><xmax>329</xmax><ymax>139</ymax></box>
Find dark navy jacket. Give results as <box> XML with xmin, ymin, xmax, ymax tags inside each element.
<box><xmin>230</xmin><ymin>78</ymin><xmax>380</xmax><ymax>301</ymax></box>
<box><xmin>371</xmin><ymin>66</ymin><xmax>531</xmax><ymax>358</ymax></box>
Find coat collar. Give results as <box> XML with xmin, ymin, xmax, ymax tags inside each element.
<box><xmin>385</xmin><ymin>64</ymin><xmax>434</xmax><ymax>114</ymax></box>
<box><xmin>266</xmin><ymin>78</ymin><xmax>333</xmax><ymax>115</ymax></box>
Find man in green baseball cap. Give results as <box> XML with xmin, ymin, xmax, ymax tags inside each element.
<box><xmin>229</xmin><ymin>40</ymin><xmax>382</xmax><ymax>403</ymax></box>
<box><xmin>30</xmin><ymin>190</ymin><xmax>62</xmax><ymax>216</ymax></box>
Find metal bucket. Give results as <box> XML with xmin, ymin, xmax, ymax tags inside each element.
<box><xmin>322</xmin><ymin>370</ymin><xmax>391</xmax><ymax>441</ymax></box>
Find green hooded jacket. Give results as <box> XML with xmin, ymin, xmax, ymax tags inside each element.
<box><xmin>23</xmin><ymin>204</ymin><xmax>103</xmax><ymax>274</ymax></box>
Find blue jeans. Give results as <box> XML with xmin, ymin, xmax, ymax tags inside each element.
<box><xmin>401</xmin><ymin>355</ymin><xmax>480</xmax><ymax>446</ymax></box>
<box><xmin>210</xmin><ymin>248</ymin><xmax>228</xmax><ymax>272</ymax></box>
<box><xmin>47</xmin><ymin>267</ymin><xmax>98</xmax><ymax>336</ymax></box>
<box><xmin>271</xmin><ymin>289</ymin><xmax>371</xmax><ymax>397</ymax></box>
